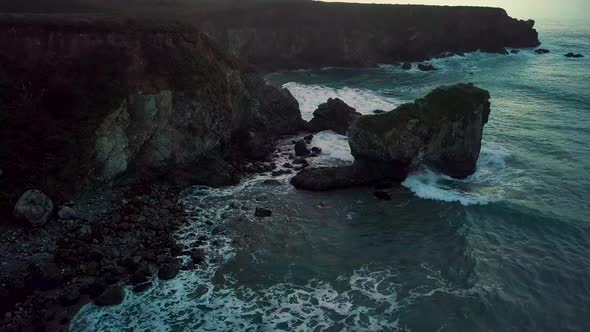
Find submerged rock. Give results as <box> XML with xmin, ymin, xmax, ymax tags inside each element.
<box><xmin>535</xmin><ymin>48</ymin><xmax>550</xmax><ymax>54</ymax></box>
<box><xmin>565</xmin><ymin>52</ymin><xmax>584</xmax><ymax>58</ymax></box>
<box><xmin>510</xmin><ymin>49</ymin><xmax>520</xmax><ymax>54</ymax></box>
<box><xmin>307</xmin><ymin>98</ymin><xmax>362</xmax><ymax>135</ymax></box>
<box><xmin>292</xmin><ymin>84</ymin><xmax>491</xmax><ymax>191</ymax></box>
<box><xmin>255</xmin><ymin>208</ymin><xmax>272</xmax><ymax>218</ymax></box>
<box><xmin>14</xmin><ymin>189</ymin><xmax>54</xmax><ymax>226</ymax></box>
<box><xmin>401</xmin><ymin>63</ymin><xmax>412</xmax><ymax>70</ymax></box>
<box><xmin>418</xmin><ymin>63</ymin><xmax>437</xmax><ymax>71</ymax></box>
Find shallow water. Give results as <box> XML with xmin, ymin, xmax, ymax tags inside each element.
<box><xmin>72</xmin><ymin>20</ymin><xmax>590</xmax><ymax>331</ymax></box>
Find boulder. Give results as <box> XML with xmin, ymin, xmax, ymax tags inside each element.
<box><xmin>401</xmin><ymin>63</ymin><xmax>412</xmax><ymax>70</ymax></box>
<box><xmin>58</xmin><ymin>206</ymin><xmax>78</xmax><ymax>220</ymax></box>
<box><xmin>535</xmin><ymin>48</ymin><xmax>550</xmax><ymax>54</ymax></box>
<box><xmin>95</xmin><ymin>285</ymin><xmax>125</xmax><ymax>307</ymax></box>
<box><xmin>292</xmin><ymin>84</ymin><xmax>491</xmax><ymax>191</ymax></box>
<box><xmin>307</xmin><ymin>98</ymin><xmax>362</xmax><ymax>135</ymax></box>
<box><xmin>565</xmin><ymin>52</ymin><xmax>584</xmax><ymax>58</ymax></box>
<box><xmin>158</xmin><ymin>258</ymin><xmax>181</xmax><ymax>280</ymax></box>
<box><xmin>418</xmin><ymin>63</ymin><xmax>437</xmax><ymax>71</ymax></box>
<box><xmin>13</xmin><ymin>189</ymin><xmax>54</xmax><ymax>226</ymax></box>
<box><xmin>294</xmin><ymin>140</ymin><xmax>310</xmax><ymax>156</ymax></box>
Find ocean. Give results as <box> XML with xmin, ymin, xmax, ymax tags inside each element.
<box><xmin>71</xmin><ymin>19</ymin><xmax>590</xmax><ymax>331</ymax></box>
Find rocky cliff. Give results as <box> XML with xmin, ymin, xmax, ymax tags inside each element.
<box><xmin>197</xmin><ymin>2</ymin><xmax>540</xmax><ymax>70</ymax></box>
<box><xmin>0</xmin><ymin>15</ymin><xmax>304</xmax><ymax>216</ymax></box>
<box><xmin>292</xmin><ymin>84</ymin><xmax>491</xmax><ymax>191</ymax></box>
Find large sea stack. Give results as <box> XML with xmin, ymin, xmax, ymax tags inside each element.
<box><xmin>291</xmin><ymin>84</ymin><xmax>491</xmax><ymax>191</ymax></box>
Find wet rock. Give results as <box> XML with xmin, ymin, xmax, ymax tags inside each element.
<box><xmin>401</xmin><ymin>63</ymin><xmax>412</xmax><ymax>70</ymax></box>
<box><xmin>271</xmin><ymin>169</ymin><xmax>292</xmax><ymax>177</ymax></box>
<box><xmin>307</xmin><ymin>98</ymin><xmax>362</xmax><ymax>135</ymax></box>
<box><xmin>310</xmin><ymin>147</ymin><xmax>322</xmax><ymax>156</ymax></box>
<box><xmin>418</xmin><ymin>63</ymin><xmax>437</xmax><ymax>71</ymax></box>
<box><xmin>565</xmin><ymin>52</ymin><xmax>584</xmax><ymax>58</ymax></box>
<box><xmin>130</xmin><ymin>270</ymin><xmax>149</xmax><ymax>286</ymax></box>
<box><xmin>373</xmin><ymin>110</ymin><xmax>385</xmax><ymax>114</ymax></box>
<box><xmin>254</xmin><ymin>208</ymin><xmax>272</xmax><ymax>218</ymax></box>
<box><xmin>294</xmin><ymin>140</ymin><xmax>310</xmax><ymax>156</ymax></box>
<box><xmin>303</xmin><ymin>134</ymin><xmax>314</xmax><ymax>142</ymax></box>
<box><xmin>292</xmin><ymin>158</ymin><xmax>308</xmax><ymax>166</ymax></box>
<box><xmin>158</xmin><ymin>258</ymin><xmax>181</xmax><ymax>280</ymax></box>
<box><xmin>58</xmin><ymin>206</ymin><xmax>78</xmax><ymax>220</ymax></box>
<box><xmin>510</xmin><ymin>49</ymin><xmax>520</xmax><ymax>54</ymax></box>
<box><xmin>535</xmin><ymin>48</ymin><xmax>550</xmax><ymax>54</ymax></box>
<box><xmin>283</xmin><ymin>163</ymin><xmax>293</xmax><ymax>168</ymax></box>
<box><xmin>95</xmin><ymin>285</ymin><xmax>125</xmax><ymax>307</ymax></box>
<box><xmin>13</xmin><ymin>189</ymin><xmax>54</xmax><ymax>226</ymax></box>
<box><xmin>373</xmin><ymin>191</ymin><xmax>392</xmax><ymax>200</ymax></box>
<box><xmin>132</xmin><ymin>282</ymin><xmax>152</xmax><ymax>294</ymax></box>
<box><xmin>191</xmin><ymin>249</ymin><xmax>205</xmax><ymax>264</ymax></box>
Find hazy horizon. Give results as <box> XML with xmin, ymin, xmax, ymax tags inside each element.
<box><xmin>319</xmin><ymin>0</ymin><xmax>590</xmax><ymax>21</ymax></box>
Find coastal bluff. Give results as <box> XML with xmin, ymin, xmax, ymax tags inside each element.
<box><xmin>197</xmin><ymin>2</ymin><xmax>540</xmax><ymax>70</ymax></box>
<box><xmin>0</xmin><ymin>15</ymin><xmax>304</xmax><ymax>214</ymax></box>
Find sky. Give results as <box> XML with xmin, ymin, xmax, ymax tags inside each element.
<box><xmin>319</xmin><ymin>0</ymin><xmax>590</xmax><ymax>20</ymax></box>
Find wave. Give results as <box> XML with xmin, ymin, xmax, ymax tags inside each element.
<box><xmin>282</xmin><ymin>82</ymin><xmax>400</xmax><ymax>121</ymax></box>
<box><xmin>402</xmin><ymin>142</ymin><xmax>523</xmax><ymax>206</ymax></box>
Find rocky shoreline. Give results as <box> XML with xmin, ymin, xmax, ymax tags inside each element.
<box><xmin>0</xmin><ymin>184</ymin><xmax>189</xmax><ymax>331</ymax></box>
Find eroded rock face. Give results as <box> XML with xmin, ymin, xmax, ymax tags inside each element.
<box><xmin>13</xmin><ymin>190</ymin><xmax>54</xmax><ymax>226</ymax></box>
<box><xmin>292</xmin><ymin>84</ymin><xmax>491</xmax><ymax>191</ymax></box>
<box><xmin>307</xmin><ymin>98</ymin><xmax>362</xmax><ymax>135</ymax></box>
<box><xmin>0</xmin><ymin>16</ymin><xmax>304</xmax><ymax>214</ymax></box>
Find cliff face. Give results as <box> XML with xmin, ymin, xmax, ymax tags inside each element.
<box><xmin>0</xmin><ymin>15</ymin><xmax>303</xmax><ymax>213</ymax></box>
<box><xmin>197</xmin><ymin>3</ymin><xmax>540</xmax><ymax>70</ymax></box>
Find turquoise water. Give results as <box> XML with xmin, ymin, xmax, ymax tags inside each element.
<box><xmin>72</xmin><ymin>20</ymin><xmax>590</xmax><ymax>331</ymax></box>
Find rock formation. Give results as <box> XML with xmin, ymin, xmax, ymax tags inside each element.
<box><xmin>565</xmin><ymin>52</ymin><xmax>584</xmax><ymax>58</ymax></box>
<box><xmin>292</xmin><ymin>84</ymin><xmax>491</xmax><ymax>191</ymax></box>
<box><xmin>196</xmin><ymin>3</ymin><xmax>540</xmax><ymax>70</ymax></box>
<box><xmin>307</xmin><ymin>98</ymin><xmax>362</xmax><ymax>135</ymax></box>
<box><xmin>0</xmin><ymin>15</ymin><xmax>304</xmax><ymax>216</ymax></box>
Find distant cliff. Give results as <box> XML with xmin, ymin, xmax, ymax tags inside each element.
<box><xmin>0</xmin><ymin>15</ymin><xmax>303</xmax><ymax>214</ymax></box>
<box><xmin>197</xmin><ymin>2</ymin><xmax>540</xmax><ymax>70</ymax></box>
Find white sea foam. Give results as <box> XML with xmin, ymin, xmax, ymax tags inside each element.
<box><xmin>402</xmin><ymin>142</ymin><xmax>523</xmax><ymax>206</ymax></box>
<box><xmin>282</xmin><ymin>82</ymin><xmax>400</xmax><ymax>120</ymax></box>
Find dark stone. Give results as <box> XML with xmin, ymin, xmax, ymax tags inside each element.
<box><xmin>271</xmin><ymin>169</ymin><xmax>292</xmax><ymax>177</ymax></box>
<box><xmin>418</xmin><ymin>63</ymin><xmax>437</xmax><ymax>71</ymax></box>
<box><xmin>294</xmin><ymin>140</ymin><xmax>310</xmax><ymax>156</ymax></box>
<box><xmin>191</xmin><ymin>249</ymin><xmax>205</xmax><ymax>264</ymax></box>
<box><xmin>401</xmin><ymin>63</ymin><xmax>412</xmax><ymax>70</ymax></box>
<box><xmin>373</xmin><ymin>191</ymin><xmax>392</xmax><ymax>200</ymax></box>
<box><xmin>565</xmin><ymin>52</ymin><xmax>584</xmax><ymax>58</ymax></box>
<box><xmin>510</xmin><ymin>49</ymin><xmax>520</xmax><ymax>54</ymax></box>
<box><xmin>310</xmin><ymin>147</ymin><xmax>322</xmax><ymax>156</ymax></box>
<box><xmin>292</xmin><ymin>158</ymin><xmax>308</xmax><ymax>166</ymax></box>
<box><xmin>307</xmin><ymin>98</ymin><xmax>362</xmax><ymax>135</ymax></box>
<box><xmin>158</xmin><ymin>258</ymin><xmax>181</xmax><ymax>280</ymax></box>
<box><xmin>95</xmin><ymin>285</ymin><xmax>125</xmax><ymax>307</ymax></box>
<box><xmin>130</xmin><ymin>270</ymin><xmax>149</xmax><ymax>286</ymax></box>
<box><xmin>535</xmin><ymin>48</ymin><xmax>550</xmax><ymax>54</ymax></box>
<box><xmin>254</xmin><ymin>208</ymin><xmax>272</xmax><ymax>218</ymax></box>
<box><xmin>283</xmin><ymin>163</ymin><xmax>293</xmax><ymax>168</ymax></box>
<box><xmin>303</xmin><ymin>134</ymin><xmax>314</xmax><ymax>142</ymax></box>
<box><xmin>13</xmin><ymin>189</ymin><xmax>54</xmax><ymax>226</ymax></box>
<box><xmin>132</xmin><ymin>282</ymin><xmax>152</xmax><ymax>294</ymax></box>
<box><xmin>373</xmin><ymin>110</ymin><xmax>385</xmax><ymax>114</ymax></box>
